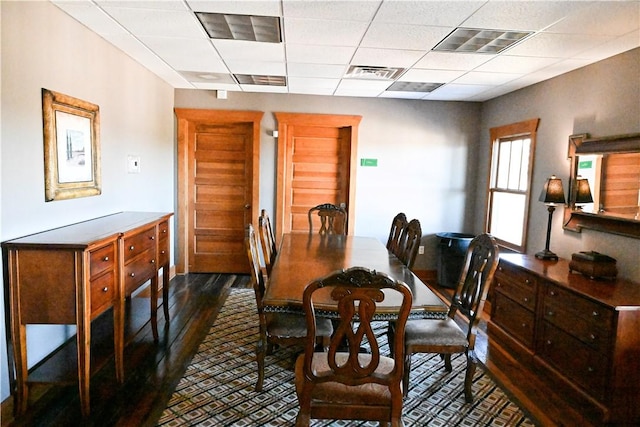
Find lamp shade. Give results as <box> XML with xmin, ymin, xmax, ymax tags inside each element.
<box><xmin>539</xmin><ymin>175</ymin><xmax>566</xmax><ymax>204</ymax></box>
<box><xmin>575</xmin><ymin>176</ymin><xmax>594</xmax><ymax>204</ymax></box>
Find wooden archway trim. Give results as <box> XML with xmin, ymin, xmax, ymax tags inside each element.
<box><xmin>174</xmin><ymin>108</ymin><xmax>263</xmax><ymax>273</ymax></box>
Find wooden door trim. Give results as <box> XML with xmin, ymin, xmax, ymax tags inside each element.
<box><xmin>175</xmin><ymin>108</ymin><xmax>263</xmax><ymax>273</ymax></box>
<box><xmin>274</xmin><ymin>112</ymin><xmax>361</xmax><ymax>237</ymax></box>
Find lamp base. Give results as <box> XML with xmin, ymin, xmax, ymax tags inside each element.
<box><xmin>535</xmin><ymin>249</ymin><xmax>559</xmax><ymax>261</ymax></box>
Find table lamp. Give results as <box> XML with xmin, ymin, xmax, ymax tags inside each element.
<box><xmin>535</xmin><ymin>175</ymin><xmax>565</xmax><ymax>260</ymax></box>
<box><xmin>574</xmin><ymin>176</ymin><xmax>593</xmax><ymax>209</ymax></box>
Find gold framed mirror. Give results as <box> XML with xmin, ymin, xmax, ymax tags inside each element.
<box><xmin>564</xmin><ymin>132</ymin><xmax>640</xmax><ymax>238</ymax></box>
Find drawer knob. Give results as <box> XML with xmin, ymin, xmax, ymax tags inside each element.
<box><xmin>589</xmin><ymin>334</ymin><xmax>597</xmax><ymax>341</ymax></box>
<box><xmin>547</xmin><ymin>311</ymin><xmax>554</xmax><ymax>316</ymax></box>
<box><xmin>498</xmin><ymin>266</ymin><xmax>503</xmax><ymax>271</ymax></box>
<box><xmin>523</xmin><ymin>297</ymin><xmax>529</xmax><ymax>303</ymax></box>
<box><xmin>102</xmin><ymin>287</ymin><xmax>108</xmax><ymax>293</ymax></box>
<box><xmin>587</xmin><ymin>367</ymin><xmax>594</xmax><ymax>373</ymax></box>
<box><xmin>161</xmin><ymin>250</ymin><xmax>166</xmax><ymax>254</ymax></box>
<box><xmin>549</xmin><ymin>291</ymin><xmax>556</xmax><ymax>296</ymax></box>
<box><xmin>151</xmin><ymin>259</ymin><xmax>155</xmax><ymax>264</ymax></box>
<box><xmin>546</xmin><ymin>340</ymin><xmax>552</xmax><ymax>345</ymax></box>
<box><xmin>592</xmin><ymin>311</ymin><xmax>599</xmax><ymax>317</ymax></box>
<box><xmin>525</xmin><ymin>279</ymin><xmax>530</xmax><ymax>284</ymax></box>
<box><xmin>103</xmin><ymin>256</ymin><xmax>109</xmax><ymax>261</ymax></box>
<box><xmin>129</xmin><ymin>245</ymin><xmax>135</xmax><ymax>251</ymax></box>
<box><xmin>521</xmin><ymin>323</ymin><xmax>527</xmax><ymax>328</ymax></box>
<box><xmin>162</xmin><ymin>229</ymin><xmax>167</xmax><ymax>234</ymax></box>
<box><xmin>130</xmin><ymin>273</ymin><xmax>135</xmax><ymax>277</ymax></box>
<box><xmin>149</xmin><ymin>236</ymin><xmax>155</xmax><ymax>240</ymax></box>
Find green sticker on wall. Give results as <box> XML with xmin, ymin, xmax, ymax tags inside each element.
<box><xmin>360</xmin><ymin>158</ymin><xmax>378</xmax><ymax>167</ymax></box>
<box><xmin>578</xmin><ymin>160</ymin><xmax>593</xmax><ymax>169</ymax></box>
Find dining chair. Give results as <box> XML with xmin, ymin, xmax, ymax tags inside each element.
<box><xmin>258</xmin><ymin>209</ymin><xmax>277</xmax><ymax>277</ymax></box>
<box><xmin>308</xmin><ymin>203</ymin><xmax>347</xmax><ymax>235</ymax></box>
<box><xmin>386</xmin><ymin>212</ymin><xmax>407</xmax><ymax>256</ymax></box>
<box><xmin>245</xmin><ymin>224</ymin><xmax>333</xmax><ymax>392</ymax></box>
<box><xmin>402</xmin><ymin>233</ymin><xmax>499</xmax><ymax>402</ymax></box>
<box><xmin>396</xmin><ymin>218</ymin><xmax>422</xmax><ymax>269</ymax></box>
<box><xmin>294</xmin><ymin>266</ymin><xmax>412</xmax><ymax>427</ymax></box>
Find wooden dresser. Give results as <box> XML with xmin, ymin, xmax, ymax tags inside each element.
<box><xmin>2</xmin><ymin>211</ymin><xmax>173</xmax><ymax>417</ymax></box>
<box><xmin>488</xmin><ymin>253</ymin><xmax>640</xmax><ymax>425</ymax></box>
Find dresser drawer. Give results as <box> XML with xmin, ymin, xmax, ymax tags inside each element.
<box><xmin>543</xmin><ymin>300</ymin><xmax>612</xmax><ymax>353</ymax></box>
<box><xmin>90</xmin><ymin>270</ymin><xmax>116</xmax><ymax>317</ymax></box>
<box><xmin>494</xmin><ymin>279</ymin><xmax>536</xmax><ymax>311</ymax></box>
<box><xmin>544</xmin><ymin>284</ymin><xmax>613</xmax><ymax>330</ymax></box>
<box><xmin>492</xmin><ymin>292</ymin><xmax>535</xmax><ymax>349</ymax></box>
<box><xmin>124</xmin><ymin>249</ymin><xmax>156</xmax><ymax>295</ymax></box>
<box><xmin>123</xmin><ymin>227</ymin><xmax>156</xmax><ymax>261</ymax></box>
<box><xmin>539</xmin><ymin>322</ymin><xmax>609</xmax><ymax>401</ymax></box>
<box><xmin>90</xmin><ymin>244</ymin><xmax>115</xmax><ymax>278</ymax></box>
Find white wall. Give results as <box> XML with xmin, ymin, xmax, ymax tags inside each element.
<box><xmin>174</xmin><ymin>91</ymin><xmax>482</xmax><ymax>269</ymax></box>
<box><xmin>479</xmin><ymin>48</ymin><xmax>640</xmax><ymax>281</ymax></box>
<box><xmin>1</xmin><ymin>2</ymin><xmax>175</xmax><ymax>401</ymax></box>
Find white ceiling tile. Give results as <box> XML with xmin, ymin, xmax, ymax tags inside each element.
<box><xmin>413</xmin><ymin>51</ymin><xmax>491</xmax><ymax>70</ymax></box>
<box><xmin>337</xmin><ymin>79</ymin><xmax>392</xmax><ymax>91</ymax></box>
<box><xmin>284</xmin><ymin>18</ymin><xmax>369</xmax><ymax>46</ymax></box>
<box><xmin>186</xmin><ymin>0</ymin><xmax>281</xmax><ymax>16</ymax></box>
<box><xmin>452</xmin><ymin>71</ymin><xmax>521</xmax><ymax>86</ymax></box>
<box><xmin>52</xmin><ymin>1</ymin><xmax>129</xmax><ymax>35</ymax></box>
<box><xmin>288</xmin><ymin>77</ymin><xmax>340</xmax><ymax>91</ymax></box>
<box><xmin>475</xmin><ymin>56</ymin><xmax>560</xmax><ymax>74</ymax></box>
<box><xmin>288</xmin><ymin>63</ymin><xmax>347</xmax><ymax>79</ymax></box>
<box><xmin>425</xmin><ymin>83</ymin><xmax>494</xmax><ymax>99</ymax></box>
<box><xmin>374</xmin><ymin>1</ymin><xmax>485</xmax><ymax>26</ymax></box>
<box><xmin>213</xmin><ymin>39</ymin><xmax>285</xmax><ymax>62</ymax></box>
<box><xmin>95</xmin><ymin>1</ymin><xmax>189</xmax><ymax>11</ymax></box>
<box><xmin>351</xmin><ymin>48</ymin><xmax>426</xmax><ymax>67</ymax></box>
<box><xmin>399</xmin><ymin>69</ymin><xmax>466</xmax><ymax>83</ymax></box>
<box><xmin>574</xmin><ymin>31</ymin><xmax>640</xmax><ymax>61</ymax></box>
<box><xmin>546</xmin><ymin>1</ymin><xmax>640</xmax><ymax>37</ymax></box>
<box><xmin>101</xmin><ymin>7</ymin><xmax>205</xmax><ymax>38</ymax></box>
<box><xmin>290</xmin><ymin>87</ymin><xmax>336</xmax><ymax>96</ymax></box>
<box><xmin>286</xmin><ymin>44</ymin><xmax>355</xmax><ymax>64</ymax></box>
<box><xmin>507</xmin><ymin>32</ymin><xmax>615</xmax><ymax>58</ymax></box>
<box><xmin>225</xmin><ymin>60</ymin><xmax>286</xmax><ymax>75</ymax></box>
<box><xmin>282</xmin><ymin>0</ymin><xmax>380</xmax><ymax>21</ymax></box>
<box><xmin>141</xmin><ymin>37</ymin><xmax>227</xmax><ymax>72</ymax></box>
<box><xmin>361</xmin><ymin>23</ymin><xmax>451</xmax><ymax>50</ymax></box>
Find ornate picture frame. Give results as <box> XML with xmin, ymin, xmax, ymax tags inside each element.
<box><xmin>42</xmin><ymin>88</ymin><xmax>101</xmax><ymax>201</ymax></box>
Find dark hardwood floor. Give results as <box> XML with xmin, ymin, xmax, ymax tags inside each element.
<box><xmin>1</xmin><ymin>273</ymin><xmax>597</xmax><ymax>427</ymax></box>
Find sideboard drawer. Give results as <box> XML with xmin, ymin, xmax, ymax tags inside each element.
<box><xmin>124</xmin><ymin>249</ymin><xmax>156</xmax><ymax>295</ymax></box>
<box><xmin>494</xmin><ymin>278</ymin><xmax>536</xmax><ymax>311</ymax></box>
<box><xmin>543</xmin><ymin>300</ymin><xmax>611</xmax><ymax>353</ymax></box>
<box><xmin>539</xmin><ymin>322</ymin><xmax>609</xmax><ymax>400</ymax></box>
<box><xmin>90</xmin><ymin>244</ymin><xmax>115</xmax><ymax>278</ymax></box>
<box><xmin>496</xmin><ymin>262</ymin><xmax>537</xmax><ymax>290</ymax></box>
<box><xmin>123</xmin><ymin>227</ymin><xmax>156</xmax><ymax>261</ymax></box>
<box><xmin>91</xmin><ymin>270</ymin><xmax>116</xmax><ymax>317</ymax></box>
<box><xmin>492</xmin><ymin>292</ymin><xmax>535</xmax><ymax>349</ymax></box>
<box><xmin>544</xmin><ymin>284</ymin><xmax>613</xmax><ymax>330</ymax></box>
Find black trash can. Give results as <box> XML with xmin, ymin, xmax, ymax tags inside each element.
<box><xmin>436</xmin><ymin>232</ymin><xmax>475</xmax><ymax>289</ymax></box>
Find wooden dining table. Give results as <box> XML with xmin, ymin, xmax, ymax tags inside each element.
<box><xmin>263</xmin><ymin>233</ymin><xmax>448</xmax><ymax>320</ymax></box>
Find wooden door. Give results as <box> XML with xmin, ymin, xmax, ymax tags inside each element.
<box><xmin>275</xmin><ymin>113</ymin><xmax>361</xmax><ymax>236</ymax></box>
<box><xmin>175</xmin><ymin>109</ymin><xmax>263</xmax><ymax>273</ymax></box>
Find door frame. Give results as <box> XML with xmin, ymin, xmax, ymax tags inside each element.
<box><xmin>175</xmin><ymin>108</ymin><xmax>263</xmax><ymax>274</ymax></box>
<box><xmin>274</xmin><ymin>112</ymin><xmax>362</xmax><ymax>237</ymax></box>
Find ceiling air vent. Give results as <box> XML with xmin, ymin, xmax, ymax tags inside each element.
<box><xmin>387</xmin><ymin>81</ymin><xmax>444</xmax><ymax>93</ymax></box>
<box><xmin>344</xmin><ymin>65</ymin><xmax>405</xmax><ymax>80</ymax></box>
<box><xmin>234</xmin><ymin>74</ymin><xmax>287</xmax><ymax>86</ymax></box>
<box><xmin>195</xmin><ymin>12</ymin><xmax>282</xmax><ymax>43</ymax></box>
<box><xmin>433</xmin><ymin>27</ymin><xmax>532</xmax><ymax>54</ymax></box>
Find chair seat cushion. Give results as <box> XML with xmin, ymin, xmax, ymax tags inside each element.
<box><xmin>266</xmin><ymin>313</ymin><xmax>333</xmax><ymax>338</ymax></box>
<box><xmin>404</xmin><ymin>318</ymin><xmax>468</xmax><ymax>348</ymax></box>
<box><xmin>294</xmin><ymin>352</ymin><xmax>396</xmax><ymax>405</ymax></box>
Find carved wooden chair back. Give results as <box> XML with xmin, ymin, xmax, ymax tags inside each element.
<box><xmin>403</xmin><ymin>233</ymin><xmax>499</xmax><ymax>402</ymax></box>
<box><xmin>308</xmin><ymin>203</ymin><xmax>347</xmax><ymax>235</ymax></box>
<box><xmin>258</xmin><ymin>209</ymin><xmax>277</xmax><ymax>276</ymax></box>
<box><xmin>294</xmin><ymin>267</ymin><xmax>412</xmax><ymax>427</ymax></box>
<box><xmin>386</xmin><ymin>212</ymin><xmax>407</xmax><ymax>256</ymax></box>
<box><xmin>245</xmin><ymin>224</ymin><xmax>333</xmax><ymax>392</ymax></box>
<box><xmin>396</xmin><ymin>218</ymin><xmax>422</xmax><ymax>269</ymax></box>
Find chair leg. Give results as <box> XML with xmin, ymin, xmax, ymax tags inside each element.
<box><xmin>464</xmin><ymin>353</ymin><xmax>477</xmax><ymax>403</ymax></box>
<box><xmin>387</xmin><ymin>321</ymin><xmax>396</xmax><ymax>357</ymax></box>
<box><xmin>255</xmin><ymin>335</ymin><xmax>266</xmax><ymax>392</ymax></box>
<box><xmin>403</xmin><ymin>353</ymin><xmax>412</xmax><ymax>397</ymax></box>
<box><xmin>295</xmin><ymin>411</ymin><xmax>310</xmax><ymax>427</ymax></box>
<box><xmin>443</xmin><ymin>353</ymin><xmax>453</xmax><ymax>372</ymax></box>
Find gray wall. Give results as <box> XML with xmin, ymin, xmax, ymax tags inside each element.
<box><xmin>479</xmin><ymin>48</ymin><xmax>640</xmax><ymax>281</ymax></box>
<box><xmin>1</xmin><ymin>2</ymin><xmax>175</xmax><ymax>401</ymax></box>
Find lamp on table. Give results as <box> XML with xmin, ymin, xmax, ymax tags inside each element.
<box><xmin>536</xmin><ymin>175</ymin><xmax>565</xmax><ymax>261</ymax></box>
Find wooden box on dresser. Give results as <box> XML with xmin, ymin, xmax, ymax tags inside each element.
<box><xmin>488</xmin><ymin>253</ymin><xmax>640</xmax><ymax>426</ymax></box>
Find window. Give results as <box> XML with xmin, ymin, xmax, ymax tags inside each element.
<box><xmin>486</xmin><ymin>119</ymin><xmax>539</xmax><ymax>252</ymax></box>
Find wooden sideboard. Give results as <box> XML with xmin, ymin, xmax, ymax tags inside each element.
<box><xmin>1</xmin><ymin>211</ymin><xmax>173</xmax><ymax>417</ymax></box>
<box><xmin>488</xmin><ymin>253</ymin><xmax>640</xmax><ymax>425</ymax></box>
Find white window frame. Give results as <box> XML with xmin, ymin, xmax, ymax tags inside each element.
<box><xmin>486</xmin><ymin>119</ymin><xmax>539</xmax><ymax>253</ymax></box>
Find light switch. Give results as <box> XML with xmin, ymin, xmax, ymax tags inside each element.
<box><xmin>127</xmin><ymin>155</ymin><xmax>141</xmax><ymax>174</ymax></box>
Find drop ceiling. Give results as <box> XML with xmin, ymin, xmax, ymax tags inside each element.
<box><xmin>51</xmin><ymin>0</ymin><xmax>640</xmax><ymax>102</ymax></box>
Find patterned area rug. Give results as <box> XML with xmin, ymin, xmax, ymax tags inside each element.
<box><xmin>158</xmin><ymin>289</ymin><xmax>536</xmax><ymax>426</ymax></box>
